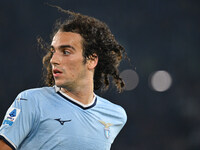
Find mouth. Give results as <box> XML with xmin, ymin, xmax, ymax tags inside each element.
<box><xmin>52</xmin><ymin>69</ymin><xmax>63</xmax><ymax>77</ymax></box>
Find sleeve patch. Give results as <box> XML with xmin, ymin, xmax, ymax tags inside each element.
<box><xmin>3</xmin><ymin>108</ymin><xmax>21</xmax><ymax>126</ymax></box>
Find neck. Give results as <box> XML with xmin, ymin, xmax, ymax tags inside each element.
<box><xmin>60</xmin><ymin>80</ymin><xmax>94</xmax><ymax>105</ymax></box>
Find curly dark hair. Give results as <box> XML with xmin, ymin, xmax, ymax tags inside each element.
<box><xmin>42</xmin><ymin>7</ymin><xmax>126</xmax><ymax>92</ymax></box>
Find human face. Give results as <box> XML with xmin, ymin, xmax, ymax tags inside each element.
<box><xmin>50</xmin><ymin>31</ymin><xmax>88</xmax><ymax>90</ymax></box>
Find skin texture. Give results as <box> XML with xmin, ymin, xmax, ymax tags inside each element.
<box><xmin>50</xmin><ymin>31</ymin><xmax>98</xmax><ymax>105</ymax></box>
<box><xmin>0</xmin><ymin>140</ymin><xmax>12</xmax><ymax>150</ymax></box>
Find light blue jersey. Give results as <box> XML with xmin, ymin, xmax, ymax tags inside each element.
<box><xmin>0</xmin><ymin>86</ymin><xmax>127</xmax><ymax>150</ymax></box>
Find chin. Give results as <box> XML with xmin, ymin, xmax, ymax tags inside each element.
<box><xmin>54</xmin><ymin>81</ymin><xmax>63</xmax><ymax>87</ymax></box>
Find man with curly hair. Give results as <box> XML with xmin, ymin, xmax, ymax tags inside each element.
<box><xmin>0</xmin><ymin>9</ymin><xmax>127</xmax><ymax>150</ymax></box>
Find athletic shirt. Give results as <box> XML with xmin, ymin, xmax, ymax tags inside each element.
<box><xmin>0</xmin><ymin>86</ymin><xmax>127</xmax><ymax>150</ymax></box>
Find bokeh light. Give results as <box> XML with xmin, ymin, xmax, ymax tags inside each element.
<box><xmin>120</xmin><ymin>69</ymin><xmax>139</xmax><ymax>91</ymax></box>
<box><xmin>149</xmin><ymin>70</ymin><xmax>172</xmax><ymax>92</ymax></box>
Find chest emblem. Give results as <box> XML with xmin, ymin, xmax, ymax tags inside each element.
<box><xmin>54</xmin><ymin>118</ymin><xmax>71</xmax><ymax>125</ymax></box>
<box><xmin>99</xmin><ymin>120</ymin><xmax>113</xmax><ymax>139</ymax></box>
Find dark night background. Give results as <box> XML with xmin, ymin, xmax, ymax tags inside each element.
<box><xmin>0</xmin><ymin>0</ymin><xmax>200</xmax><ymax>150</ymax></box>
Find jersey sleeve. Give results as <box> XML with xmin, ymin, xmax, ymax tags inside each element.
<box><xmin>0</xmin><ymin>90</ymin><xmax>40</xmax><ymax>149</ymax></box>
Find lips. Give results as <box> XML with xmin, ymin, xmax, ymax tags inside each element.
<box><xmin>52</xmin><ymin>68</ymin><xmax>63</xmax><ymax>77</ymax></box>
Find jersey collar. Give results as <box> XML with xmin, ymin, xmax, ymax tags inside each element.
<box><xmin>54</xmin><ymin>85</ymin><xmax>97</xmax><ymax>110</ymax></box>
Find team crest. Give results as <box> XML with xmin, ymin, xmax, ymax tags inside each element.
<box><xmin>99</xmin><ymin>120</ymin><xmax>113</xmax><ymax>139</ymax></box>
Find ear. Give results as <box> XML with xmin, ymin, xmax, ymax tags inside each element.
<box><xmin>87</xmin><ymin>53</ymin><xmax>98</xmax><ymax>70</ymax></box>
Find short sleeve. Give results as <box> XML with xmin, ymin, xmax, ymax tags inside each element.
<box><xmin>0</xmin><ymin>90</ymin><xmax>39</xmax><ymax>149</ymax></box>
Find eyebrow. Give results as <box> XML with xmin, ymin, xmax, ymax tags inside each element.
<box><xmin>50</xmin><ymin>45</ymin><xmax>76</xmax><ymax>51</ymax></box>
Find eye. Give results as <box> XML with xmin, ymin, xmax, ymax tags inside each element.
<box><xmin>63</xmin><ymin>50</ymin><xmax>70</xmax><ymax>55</ymax></box>
<box><xmin>50</xmin><ymin>47</ymin><xmax>55</xmax><ymax>53</ymax></box>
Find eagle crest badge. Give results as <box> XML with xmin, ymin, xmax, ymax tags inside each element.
<box><xmin>99</xmin><ymin>120</ymin><xmax>113</xmax><ymax>139</ymax></box>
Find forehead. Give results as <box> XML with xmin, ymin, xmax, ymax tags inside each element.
<box><xmin>51</xmin><ymin>31</ymin><xmax>83</xmax><ymax>48</ymax></box>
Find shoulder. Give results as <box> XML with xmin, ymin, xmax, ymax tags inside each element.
<box><xmin>15</xmin><ymin>87</ymin><xmax>55</xmax><ymax>103</ymax></box>
<box><xmin>19</xmin><ymin>86</ymin><xmax>54</xmax><ymax>94</ymax></box>
<box><xmin>96</xmin><ymin>95</ymin><xmax>126</xmax><ymax>113</ymax></box>
<box><xmin>96</xmin><ymin>95</ymin><xmax>127</xmax><ymax>124</ymax></box>
<box><xmin>18</xmin><ymin>87</ymin><xmax>55</xmax><ymax>97</ymax></box>
<box><xmin>11</xmin><ymin>87</ymin><xmax>56</xmax><ymax>114</ymax></box>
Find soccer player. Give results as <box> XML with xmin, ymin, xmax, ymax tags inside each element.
<box><xmin>0</xmin><ymin>9</ymin><xmax>127</xmax><ymax>150</ymax></box>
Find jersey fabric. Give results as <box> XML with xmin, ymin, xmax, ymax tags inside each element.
<box><xmin>0</xmin><ymin>86</ymin><xmax>127</xmax><ymax>150</ymax></box>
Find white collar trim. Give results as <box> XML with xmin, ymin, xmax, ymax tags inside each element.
<box><xmin>54</xmin><ymin>85</ymin><xmax>96</xmax><ymax>108</ymax></box>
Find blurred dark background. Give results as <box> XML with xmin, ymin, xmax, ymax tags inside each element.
<box><xmin>0</xmin><ymin>0</ymin><xmax>200</xmax><ymax>150</ymax></box>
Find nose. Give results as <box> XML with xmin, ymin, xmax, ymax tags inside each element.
<box><xmin>50</xmin><ymin>51</ymin><xmax>61</xmax><ymax>66</ymax></box>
